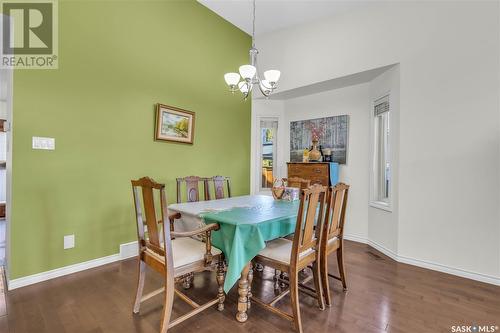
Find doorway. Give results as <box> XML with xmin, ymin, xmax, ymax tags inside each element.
<box><xmin>0</xmin><ymin>69</ymin><xmax>7</xmax><ymax>266</ymax></box>
<box><xmin>259</xmin><ymin>118</ymin><xmax>278</xmax><ymax>192</ymax></box>
<box><xmin>0</xmin><ymin>67</ymin><xmax>12</xmax><ymax>269</ymax></box>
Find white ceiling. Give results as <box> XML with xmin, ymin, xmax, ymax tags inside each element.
<box><xmin>198</xmin><ymin>0</ymin><xmax>370</xmax><ymax>36</ymax></box>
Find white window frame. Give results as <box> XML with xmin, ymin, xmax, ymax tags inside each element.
<box><xmin>369</xmin><ymin>93</ymin><xmax>393</xmax><ymax>212</ymax></box>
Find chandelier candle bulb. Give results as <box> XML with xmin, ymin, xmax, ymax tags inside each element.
<box><xmin>224</xmin><ymin>72</ymin><xmax>241</xmax><ymax>92</ymax></box>
<box><xmin>239</xmin><ymin>65</ymin><xmax>256</xmax><ymax>81</ymax></box>
<box><xmin>238</xmin><ymin>81</ymin><xmax>250</xmax><ymax>94</ymax></box>
<box><xmin>224</xmin><ymin>72</ymin><xmax>240</xmax><ymax>85</ymax></box>
<box><xmin>264</xmin><ymin>70</ymin><xmax>281</xmax><ymax>85</ymax></box>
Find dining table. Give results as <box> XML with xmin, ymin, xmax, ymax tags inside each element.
<box><xmin>168</xmin><ymin>194</ymin><xmax>300</xmax><ymax>323</ymax></box>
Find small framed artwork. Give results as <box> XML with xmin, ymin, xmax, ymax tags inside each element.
<box><xmin>155</xmin><ymin>103</ymin><xmax>195</xmax><ymax>144</ymax></box>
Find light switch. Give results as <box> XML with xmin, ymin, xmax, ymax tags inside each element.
<box><xmin>64</xmin><ymin>234</ymin><xmax>75</xmax><ymax>249</ymax></box>
<box><xmin>32</xmin><ymin>136</ymin><xmax>55</xmax><ymax>150</ymax></box>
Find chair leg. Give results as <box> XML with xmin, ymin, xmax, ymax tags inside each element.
<box><xmin>182</xmin><ymin>273</ymin><xmax>193</xmax><ymax>289</ymax></box>
<box><xmin>337</xmin><ymin>244</ymin><xmax>348</xmax><ymax>291</ymax></box>
<box><xmin>280</xmin><ymin>271</ymin><xmax>287</xmax><ymax>288</ymax></box>
<box><xmin>274</xmin><ymin>269</ymin><xmax>280</xmax><ymax>290</ymax></box>
<box><xmin>159</xmin><ymin>275</ymin><xmax>175</xmax><ymax>333</ymax></box>
<box><xmin>320</xmin><ymin>252</ymin><xmax>331</xmax><ymax>307</ymax></box>
<box><xmin>247</xmin><ymin>264</ymin><xmax>253</xmax><ymax>309</ymax></box>
<box><xmin>216</xmin><ymin>261</ymin><xmax>225</xmax><ymax>311</ymax></box>
<box><xmin>289</xmin><ymin>271</ymin><xmax>303</xmax><ymax>333</ymax></box>
<box><xmin>312</xmin><ymin>262</ymin><xmax>325</xmax><ymax>310</ymax></box>
<box><xmin>133</xmin><ymin>260</ymin><xmax>146</xmax><ymax>314</ymax></box>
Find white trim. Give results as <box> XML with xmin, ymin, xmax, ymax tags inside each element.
<box><xmin>369</xmin><ymin>91</ymin><xmax>393</xmax><ymax>211</ymax></box>
<box><xmin>6</xmin><ymin>235</ymin><xmax>500</xmax><ymax>291</ymax></box>
<box><xmin>395</xmin><ymin>253</ymin><xmax>500</xmax><ymax>286</ymax></box>
<box><xmin>8</xmin><ymin>241</ymin><xmax>139</xmax><ymax>290</ymax></box>
<box><xmin>366</xmin><ymin>238</ymin><xmax>399</xmax><ymax>261</ymax></box>
<box><xmin>369</xmin><ymin>201</ymin><xmax>392</xmax><ymax>212</ymax></box>
<box><xmin>343</xmin><ymin>235</ymin><xmax>500</xmax><ymax>286</ymax></box>
<box><xmin>120</xmin><ymin>241</ymin><xmax>138</xmax><ymax>259</ymax></box>
<box><xmin>250</xmin><ymin>100</ymin><xmax>286</xmax><ymax>195</ymax></box>
<box><xmin>343</xmin><ymin>233</ymin><xmax>368</xmax><ymax>244</ymax></box>
<box><xmin>258</xmin><ymin>117</ymin><xmax>279</xmax><ymax>193</ymax></box>
<box><xmin>1</xmin><ymin>35</ymin><xmax>14</xmax><ymax>282</ymax></box>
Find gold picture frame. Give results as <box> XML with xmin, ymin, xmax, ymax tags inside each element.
<box><xmin>155</xmin><ymin>103</ymin><xmax>195</xmax><ymax>144</ymax></box>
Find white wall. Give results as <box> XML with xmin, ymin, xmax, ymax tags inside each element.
<box><xmin>283</xmin><ymin>83</ymin><xmax>370</xmax><ymax>240</ymax></box>
<box><xmin>255</xmin><ymin>1</ymin><xmax>500</xmax><ymax>281</ymax></box>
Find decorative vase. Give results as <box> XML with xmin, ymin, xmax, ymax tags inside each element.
<box><xmin>271</xmin><ymin>178</ymin><xmax>285</xmax><ymax>200</ymax></box>
<box><xmin>309</xmin><ymin>138</ymin><xmax>321</xmax><ymax>161</ymax></box>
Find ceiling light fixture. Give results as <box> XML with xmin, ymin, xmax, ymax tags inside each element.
<box><xmin>223</xmin><ymin>0</ymin><xmax>280</xmax><ymax>100</ymax></box>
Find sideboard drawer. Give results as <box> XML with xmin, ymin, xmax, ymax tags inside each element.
<box><xmin>287</xmin><ymin>163</ymin><xmax>330</xmax><ymax>186</ymax></box>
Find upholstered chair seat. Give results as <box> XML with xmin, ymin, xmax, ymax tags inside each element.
<box><xmin>150</xmin><ymin>238</ymin><xmax>222</xmax><ymax>269</ymax></box>
<box><xmin>258</xmin><ymin>238</ymin><xmax>314</xmax><ymax>265</ymax></box>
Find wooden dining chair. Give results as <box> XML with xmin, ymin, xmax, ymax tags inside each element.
<box><xmin>204</xmin><ymin>176</ymin><xmax>231</xmax><ymax>200</ymax></box>
<box><xmin>283</xmin><ymin>177</ymin><xmax>311</xmax><ymax>189</ymax></box>
<box><xmin>281</xmin><ymin>176</ymin><xmax>311</xmax><ymax>239</ymax></box>
<box><xmin>252</xmin><ymin>184</ymin><xmax>327</xmax><ymax>333</ymax></box>
<box><xmin>131</xmin><ymin>177</ymin><xmax>225</xmax><ymax>333</ymax></box>
<box><xmin>176</xmin><ymin>176</ymin><xmax>208</xmax><ymax>203</ymax></box>
<box><xmin>320</xmin><ymin>183</ymin><xmax>349</xmax><ymax>307</ymax></box>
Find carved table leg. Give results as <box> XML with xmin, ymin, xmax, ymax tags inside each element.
<box><xmin>216</xmin><ymin>261</ymin><xmax>225</xmax><ymax>311</ymax></box>
<box><xmin>247</xmin><ymin>263</ymin><xmax>253</xmax><ymax>309</ymax></box>
<box><xmin>236</xmin><ymin>263</ymin><xmax>251</xmax><ymax>323</ymax></box>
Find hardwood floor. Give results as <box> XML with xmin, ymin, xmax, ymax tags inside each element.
<box><xmin>1</xmin><ymin>241</ymin><xmax>499</xmax><ymax>333</ymax></box>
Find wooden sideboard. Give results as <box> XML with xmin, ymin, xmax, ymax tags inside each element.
<box><xmin>287</xmin><ymin>162</ymin><xmax>337</xmax><ymax>186</ymax></box>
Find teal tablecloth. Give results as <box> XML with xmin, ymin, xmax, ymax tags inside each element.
<box><xmin>201</xmin><ymin>198</ymin><xmax>300</xmax><ymax>293</ymax></box>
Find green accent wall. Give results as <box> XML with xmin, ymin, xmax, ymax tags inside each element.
<box><xmin>9</xmin><ymin>0</ymin><xmax>251</xmax><ymax>279</ymax></box>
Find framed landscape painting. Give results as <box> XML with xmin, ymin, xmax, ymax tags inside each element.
<box><xmin>155</xmin><ymin>104</ymin><xmax>195</xmax><ymax>144</ymax></box>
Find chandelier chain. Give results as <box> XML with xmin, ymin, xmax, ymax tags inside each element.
<box><xmin>252</xmin><ymin>0</ymin><xmax>256</xmax><ymax>48</ymax></box>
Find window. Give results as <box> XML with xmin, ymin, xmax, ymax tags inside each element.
<box><xmin>371</xmin><ymin>95</ymin><xmax>391</xmax><ymax>209</ymax></box>
<box><xmin>259</xmin><ymin>118</ymin><xmax>278</xmax><ymax>191</ymax></box>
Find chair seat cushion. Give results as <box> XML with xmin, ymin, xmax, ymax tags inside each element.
<box><xmin>258</xmin><ymin>236</ymin><xmax>339</xmax><ymax>265</ymax></box>
<box><xmin>258</xmin><ymin>238</ymin><xmax>314</xmax><ymax>265</ymax></box>
<box><xmin>171</xmin><ymin>237</ymin><xmax>222</xmax><ymax>268</ymax></box>
<box><xmin>328</xmin><ymin>236</ymin><xmax>339</xmax><ymax>245</ymax></box>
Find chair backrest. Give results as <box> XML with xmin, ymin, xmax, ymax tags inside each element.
<box><xmin>205</xmin><ymin>176</ymin><xmax>231</xmax><ymax>200</ymax></box>
<box><xmin>291</xmin><ymin>184</ymin><xmax>327</xmax><ymax>264</ymax></box>
<box><xmin>285</xmin><ymin>177</ymin><xmax>311</xmax><ymax>189</ymax></box>
<box><xmin>176</xmin><ymin>176</ymin><xmax>206</xmax><ymax>203</ymax></box>
<box><xmin>323</xmin><ymin>183</ymin><xmax>349</xmax><ymax>242</ymax></box>
<box><xmin>131</xmin><ymin>177</ymin><xmax>173</xmax><ymax>269</ymax></box>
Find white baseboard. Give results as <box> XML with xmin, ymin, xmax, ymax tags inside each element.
<box><xmin>343</xmin><ymin>233</ymin><xmax>500</xmax><ymax>286</ymax></box>
<box><xmin>8</xmin><ymin>241</ymin><xmax>139</xmax><ymax>290</ymax></box>
<box><xmin>7</xmin><ymin>235</ymin><xmax>500</xmax><ymax>290</ymax></box>
<box><xmin>343</xmin><ymin>234</ymin><xmax>368</xmax><ymax>245</ymax></box>
<box><xmin>120</xmin><ymin>241</ymin><xmax>138</xmax><ymax>260</ymax></box>
<box><xmin>395</xmin><ymin>254</ymin><xmax>500</xmax><ymax>286</ymax></box>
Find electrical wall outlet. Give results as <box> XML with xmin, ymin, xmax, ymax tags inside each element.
<box><xmin>64</xmin><ymin>234</ymin><xmax>75</xmax><ymax>249</ymax></box>
<box><xmin>32</xmin><ymin>136</ymin><xmax>55</xmax><ymax>150</ymax></box>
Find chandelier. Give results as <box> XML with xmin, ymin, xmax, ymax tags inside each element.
<box><xmin>223</xmin><ymin>0</ymin><xmax>281</xmax><ymax>99</ymax></box>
